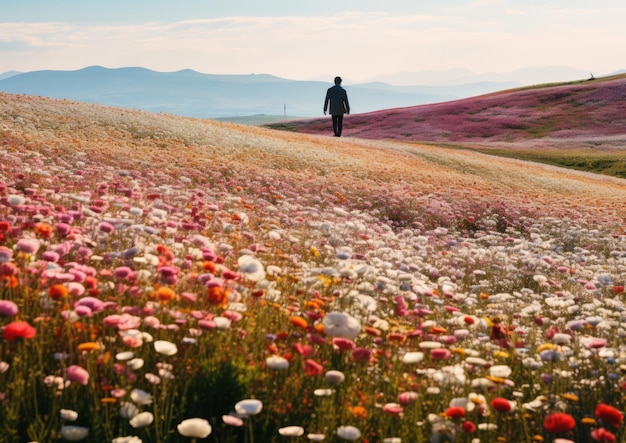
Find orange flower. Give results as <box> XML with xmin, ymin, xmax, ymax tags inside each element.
<box><xmin>34</xmin><ymin>222</ymin><xmax>53</xmax><ymax>238</ymax></box>
<box><xmin>202</xmin><ymin>261</ymin><xmax>217</xmax><ymax>273</ymax></box>
<box><xmin>156</xmin><ymin>286</ymin><xmax>176</xmax><ymax>303</ymax></box>
<box><xmin>77</xmin><ymin>342</ymin><xmax>101</xmax><ymax>352</ymax></box>
<box><xmin>364</xmin><ymin>326</ymin><xmax>381</xmax><ymax>337</ymax></box>
<box><xmin>351</xmin><ymin>406</ymin><xmax>368</xmax><ymax>419</ymax></box>
<box><xmin>49</xmin><ymin>283</ymin><xmax>68</xmax><ymax>300</ymax></box>
<box><xmin>207</xmin><ymin>286</ymin><xmax>228</xmax><ymax>306</ymax></box>
<box><xmin>387</xmin><ymin>332</ymin><xmax>406</xmax><ymax>343</ymax></box>
<box><xmin>289</xmin><ymin>316</ymin><xmax>309</xmax><ymax>330</ymax></box>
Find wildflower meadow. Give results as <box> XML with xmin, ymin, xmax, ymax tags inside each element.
<box><xmin>1</xmin><ymin>91</ymin><xmax>625</xmax><ymax>443</ymax></box>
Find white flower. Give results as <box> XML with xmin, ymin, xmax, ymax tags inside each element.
<box><xmin>279</xmin><ymin>426</ymin><xmax>305</xmax><ymax>437</ymax></box>
<box><xmin>154</xmin><ymin>340</ymin><xmax>178</xmax><ymax>356</ymax></box>
<box><xmin>214</xmin><ymin>317</ymin><xmax>232</xmax><ymax>329</ymax></box>
<box><xmin>177</xmin><ymin>418</ymin><xmax>212</xmax><ymax>438</ymax></box>
<box><xmin>314</xmin><ymin>388</ymin><xmax>335</xmax><ymax>396</ymax></box>
<box><xmin>266</xmin><ymin>355</ymin><xmax>289</xmax><ymax>370</ymax></box>
<box><xmin>238</xmin><ymin>255</ymin><xmax>266</xmax><ymax>281</ymax></box>
<box><xmin>337</xmin><ymin>425</ymin><xmax>361</xmax><ymax>441</ymax></box>
<box><xmin>322</xmin><ymin>312</ymin><xmax>361</xmax><ymax>340</ymax></box>
<box><xmin>127</xmin><ymin>358</ymin><xmax>145</xmax><ymax>370</ymax></box>
<box><xmin>129</xmin><ymin>411</ymin><xmax>154</xmax><ymax>428</ymax></box>
<box><xmin>116</xmin><ymin>351</ymin><xmax>134</xmax><ymax>361</ymax></box>
<box><xmin>119</xmin><ymin>402</ymin><xmax>138</xmax><ymax>419</ymax></box>
<box><xmin>60</xmin><ymin>425</ymin><xmax>89</xmax><ymax>441</ymax></box>
<box><xmin>402</xmin><ymin>352</ymin><xmax>424</xmax><ymax>364</ymax></box>
<box><xmin>112</xmin><ymin>437</ymin><xmax>142</xmax><ymax>443</ymax></box>
<box><xmin>130</xmin><ymin>388</ymin><xmax>153</xmax><ymax>405</ymax></box>
<box><xmin>307</xmin><ymin>433</ymin><xmax>326</xmax><ymax>441</ymax></box>
<box><xmin>59</xmin><ymin>408</ymin><xmax>79</xmax><ymax>422</ymax></box>
<box><xmin>324</xmin><ymin>370</ymin><xmax>345</xmax><ymax>386</ymax></box>
<box><xmin>234</xmin><ymin>399</ymin><xmax>263</xmax><ymax>416</ymax></box>
<box><xmin>489</xmin><ymin>365</ymin><xmax>512</xmax><ymax>378</ymax></box>
<box><xmin>552</xmin><ymin>333</ymin><xmax>572</xmax><ymax>345</ymax></box>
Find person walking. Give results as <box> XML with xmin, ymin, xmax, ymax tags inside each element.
<box><xmin>323</xmin><ymin>76</ymin><xmax>350</xmax><ymax>137</ymax></box>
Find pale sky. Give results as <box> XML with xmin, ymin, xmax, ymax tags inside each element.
<box><xmin>1</xmin><ymin>0</ymin><xmax>624</xmax><ymax>82</ymax></box>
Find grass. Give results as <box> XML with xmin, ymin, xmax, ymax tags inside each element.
<box><xmin>467</xmin><ymin>147</ymin><xmax>626</xmax><ymax>178</ymax></box>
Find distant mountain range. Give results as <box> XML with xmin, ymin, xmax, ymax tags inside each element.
<box><xmin>1</xmin><ymin>66</ymin><xmax>621</xmax><ymax>120</ymax></box>
<box><xmin>0</xmin><ymin>66</ymin><xmax>522</xmax><ymax>119</ymax></box>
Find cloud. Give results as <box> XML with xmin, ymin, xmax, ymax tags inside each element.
<box><xmin>0</xmin><ymin>7</ymin><xmax>624</xmax><ymax>79</ymax></box>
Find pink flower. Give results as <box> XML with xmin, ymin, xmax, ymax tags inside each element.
<box><xmin>98</xmin><ymin>222</ymin><xmax>115</xmax><ymax>233</ymax></box>
<box><xmin>351</xmin><ymin>347</ymin><xmax>372</xmax><ymax>362</ymax></box>
<box><xmin>398</xmin><ymin>391</ymin><xmax>418</xmax><ymax>405</ymax></box>
<box><xmin>66</xmin><ymin>365</ymin><xmax>89</xmax><ymax>385</ymax></box>
<box><xmin>430</xmin><ymin>348</ymin><xmax>451</xmax><ymax>360</ymax></box>
<box><xmin>0</xmin><ymin>300</ymin><xmax>18</xmax><ymax>317</ymax></box>
<box><xmin>16</xmin><ymin>238</ymin><xmax>40</xmax><ymax>254</ymax></box>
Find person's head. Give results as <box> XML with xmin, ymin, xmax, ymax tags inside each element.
<box><xmin>334</xmin><ymin>76</ymin><xmax>342</xmax><ymax>85</ymax></box>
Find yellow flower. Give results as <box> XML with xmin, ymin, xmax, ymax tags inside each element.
<box><xmin>493</xmin><ymin>351</ymin><xmax>510</xmax><ymax>359</ymax></box>
<box><xmin>537</xmin><ymin>343</ymin><xmax>556</xmax><ymax>353</ymax></box>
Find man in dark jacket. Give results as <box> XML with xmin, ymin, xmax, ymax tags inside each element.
<box><xmin>323</xmin><ymin>76</ymin><xmax>350</xmax><ymax>137</ymax></box>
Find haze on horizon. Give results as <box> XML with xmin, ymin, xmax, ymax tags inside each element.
<box><xmin>1</xmin><ymin>0</ymin><xmax>624</xmax><ymax>84</ymax></box>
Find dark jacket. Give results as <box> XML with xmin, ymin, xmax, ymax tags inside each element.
<box><xmin>324</xmin><ymin>85</ymin><xmax>350</xmax><ymax>115</ymax></box>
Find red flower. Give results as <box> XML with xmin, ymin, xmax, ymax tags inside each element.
<box><xmin>595</xmin><ymin>403</ymin><xmax>624</xmax><ymax>428</ymax></box>
<box><xmin>544</xmin><ymin>412</ymin><xmax>576</xmax><ymax>433</ymax></box>
<box><xmin>591</xmin><ymin>427</ymin><xmax>616</xmax><ymax>443</ymax></box>
<box><xmin>304</xmin><ymin>359</ymin><xmax>324</xmax><ymax>376</ymax></box>
<box><xmin>333</xmin><ymin>338</ymin><xmax>355</xmax><ymax>350</ymax></box>
<box><xmin>462</xmin><ymin>420</ymin><xmax>477</xmax><ymax>433</ymax></box>
<box><xmin>445</xmin><ymin>407</ymin><xmax>466</xmax><ymax>418</ymax></box>
<box><xmin>3</xmin><ymin>321</ymin><xmax>36</xmax><ymax>341</ymax></box>
<box><xmin>491</xmin><ymin>397</ymin><xmax>512</xmax><ymax>412</ymax></box>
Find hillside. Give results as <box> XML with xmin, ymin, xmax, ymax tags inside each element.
<box><xmin>269</xmin><ymin>74</ymin><xmax>626</xmax><ymax>148</ymax></box>
<box><xmin>1</xmin><ymin>92</ymin><xmax>626</xmax><ymax>442</ymax></box>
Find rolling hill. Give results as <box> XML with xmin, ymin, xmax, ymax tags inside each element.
<box><xmin>268</xmin><ymin>74</ymin><xmax>626</xmax><ymax>148</ymax></box>
<box><xmin>2</xmin><ymin>91</ymin><xmax>626</xmax><ymax>442</ymax></box>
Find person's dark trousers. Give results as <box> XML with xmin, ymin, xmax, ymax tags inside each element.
<box><xmin>332</xmin><ymin>114</ymin><xmax>344</xmax><ymax>137</ymax></box>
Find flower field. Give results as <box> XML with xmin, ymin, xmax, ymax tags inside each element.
<box><xmin>1</xmin><ymin>91</ymin><xmax>626</xmax><ymax>442</ymax></box>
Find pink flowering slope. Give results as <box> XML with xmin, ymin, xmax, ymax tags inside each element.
<box><xmin>272</xmin><ymin>74</ymin><xmax>626</xmax><ymax>144</ymax></box>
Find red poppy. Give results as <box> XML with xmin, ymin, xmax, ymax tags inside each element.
<box><xmin>445</xmin><ymin>407</ymin><xmax>466</xmax><ymax>418</ymax></box>
<box><xmin>3</xmin><ymin>321</ymin><xmax>37</xmax><ymax>341</ymax></box>
<box><xmin>462</xmin><ymin>420</ymin><xmax>477</xmax><ymax>433</ymax></box>
<box><xmin>544</xmin><ymin>412</ymin><xmax>576</xmax><ymax>433</ymax></box>
<box><xmin>304</xmin><ymin>359</ymin><xmax>324</xmax><ymax>376</ymax></box>
<box><xmin>591</xmin><ymin>427</ymin><xmax>616</xmax><ymax>443</ymax></box>
<box><xmin>491</xmin><ymin>397</ymin><xmax>512</xmax><ymax>412</ymax></box>
<box><xmin>595</xmin><ymin>403</ymin><xmax>624</xmax><ymax>428</ymax></box>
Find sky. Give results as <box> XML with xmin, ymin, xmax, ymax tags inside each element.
<box><xmin>1</xmin><ymin>0</ymin><xmax>625</xmax><ymax>83</ymax></box>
